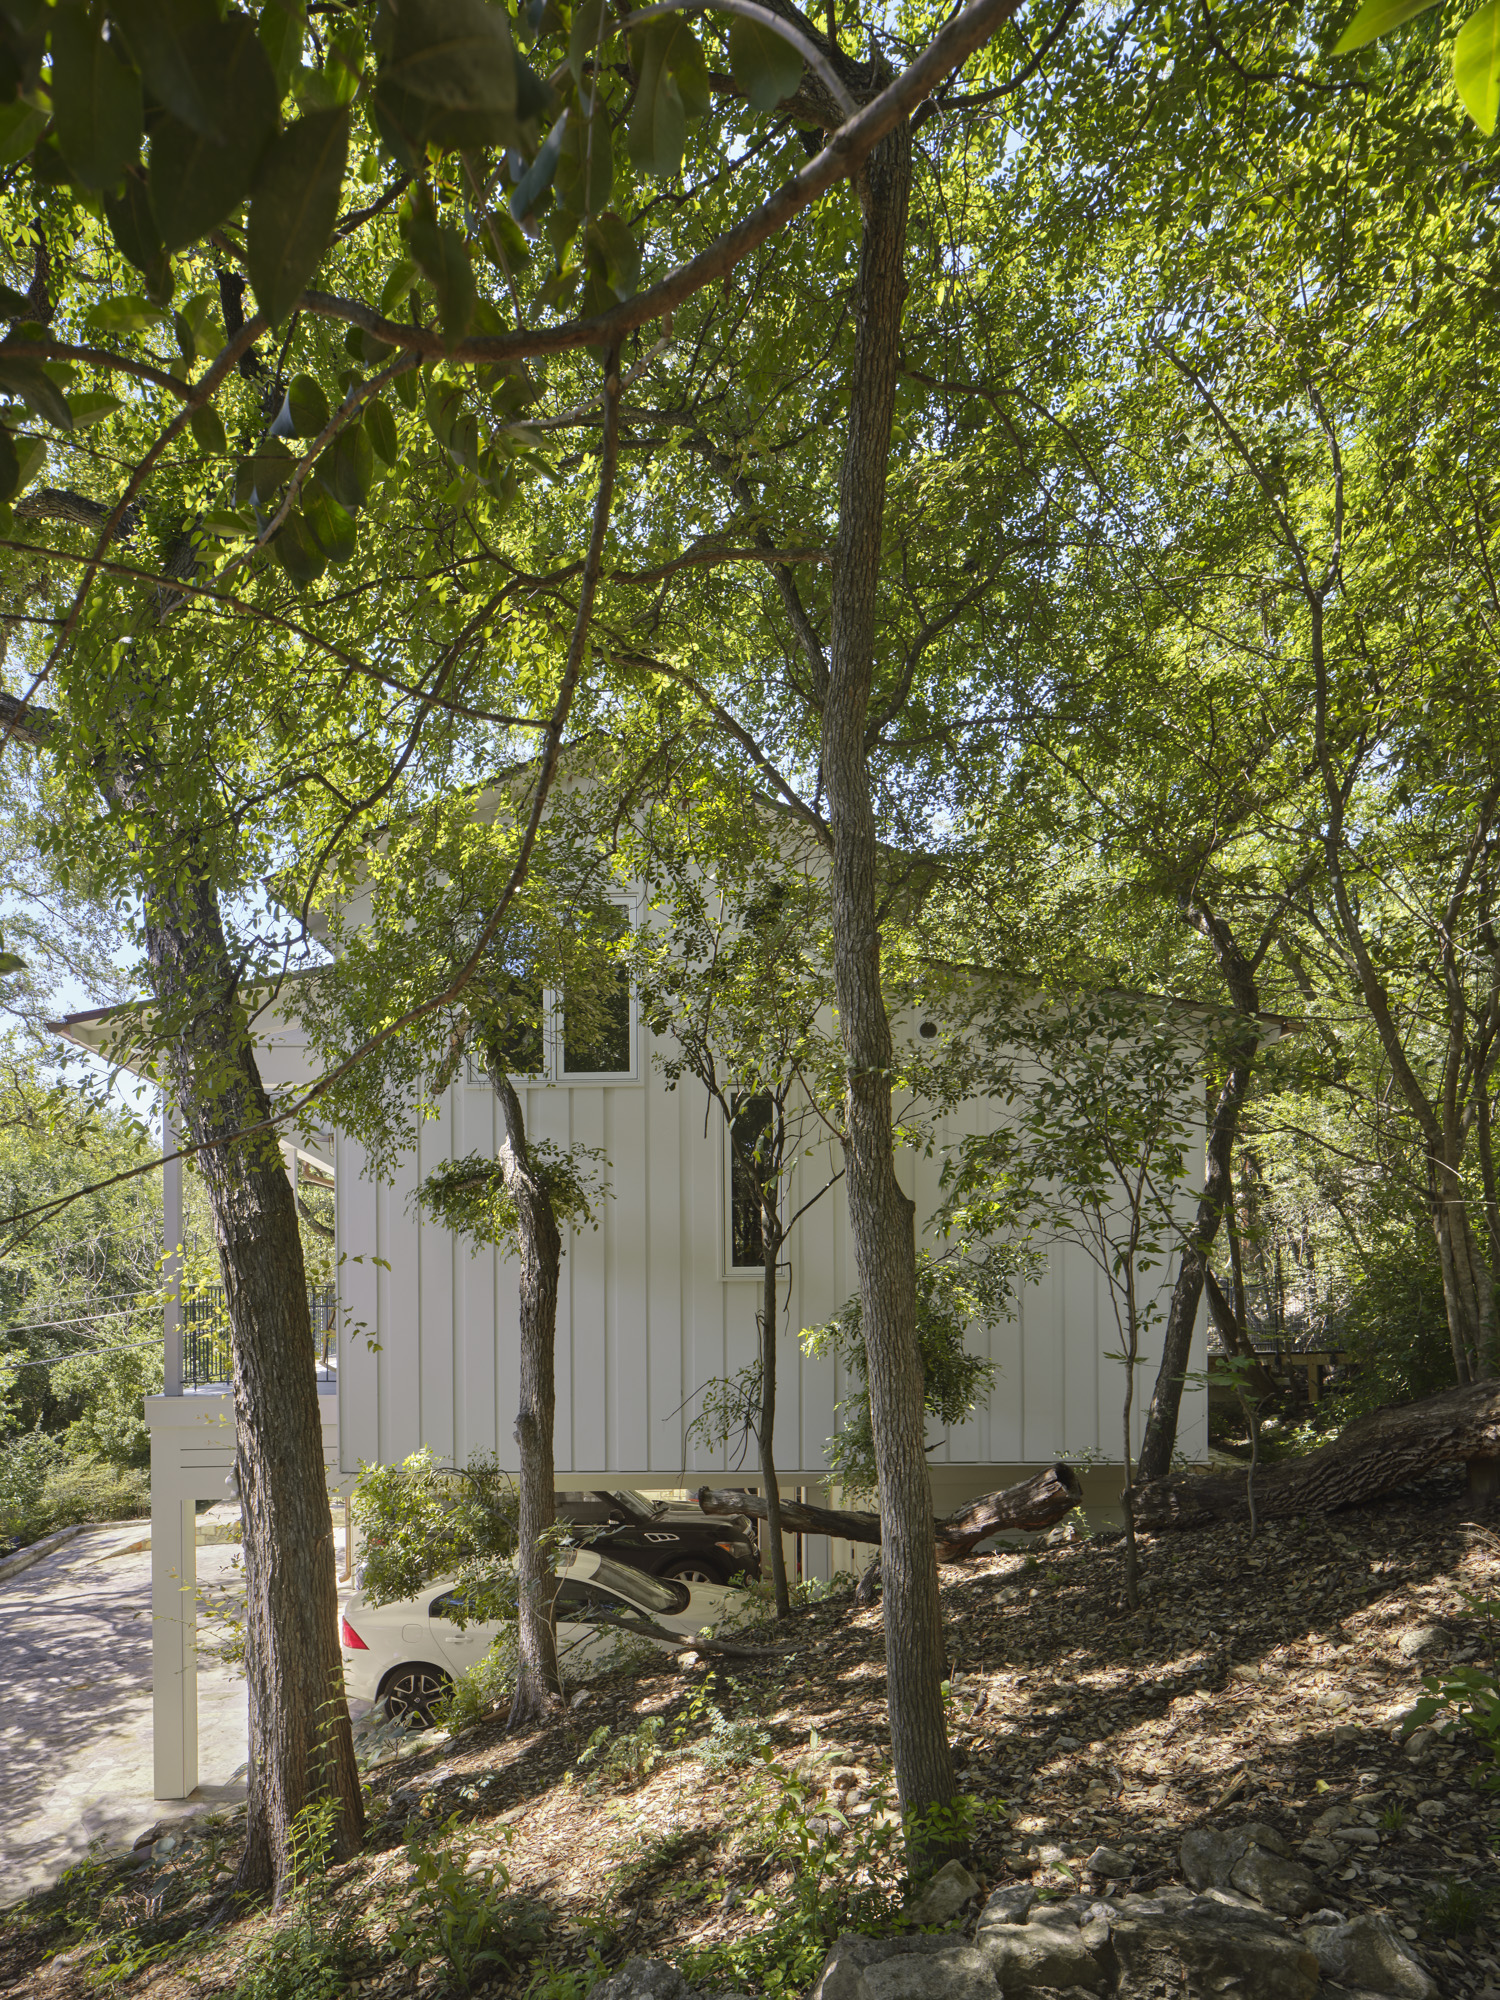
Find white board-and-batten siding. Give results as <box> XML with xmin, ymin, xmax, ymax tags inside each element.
<box><xmin>330</xmin><ymin>1033</ymin><xmax>1209</xmax><ymax>1485</ymax></box>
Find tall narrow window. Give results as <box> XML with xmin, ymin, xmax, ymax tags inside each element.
<box><xmin>729</xmin><ymin>1093</ymin><xmax>774</xmax><ymax>1269</ymax></box>
<box><xmin>562</xmin><ymin>906</ymin><xmax>633</xmax><ymax>1075</ymax></box>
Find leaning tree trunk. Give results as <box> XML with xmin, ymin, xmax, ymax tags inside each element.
<box><xmin>698</xmin><ymin>1461</ymin><xmax>1083</xmax><ymax>1553</ymax></box>
<box><xmin>146</xmin><ymin>871</ymin><xmax>363</xmax><ymax>1901</ymax></box>
<box><xmin>821</xmin><ymin>120</ymin><xmax>957</xmax><ymax>1861</ymax></box>
<box><xmin>1131</xmin><ymin>1374</ymin><xmax>1500</xmax><ymax>1526</ymax></box>
<box><xmin>759</xmin><ymin>1203</ymin><xmax>791</xmax><ymax>1618</ymax></box>
<box><xmin>491</xmin><ymin>1071</ymin><xmax>565</xmax><ymax>1725</ymax></box>
<box><xmin>1138</xmin><ymin>906</ymin><xmax>1262</xmax><ymax>1480</ymax></box>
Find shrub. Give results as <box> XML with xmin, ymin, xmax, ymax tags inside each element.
<box><xmin>0</xmin><ymin>1421</ymin><xmax>63</xmax><ymax>1543</ymax></box>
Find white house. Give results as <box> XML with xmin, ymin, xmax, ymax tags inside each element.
<box><xmin>54</xmin><ymin>881</ymin><xmax>1233</xmax><ymax>1802</ymax></box>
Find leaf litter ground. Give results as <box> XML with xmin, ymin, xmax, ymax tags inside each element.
<box><xmin>4</xmin><ymin>1469</ymin><xmax>1497</xmax><ymax>1997</ymax></box>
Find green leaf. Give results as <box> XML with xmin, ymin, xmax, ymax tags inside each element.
<box><xmin>509</xmin><ymin>107</ymin><xmax>566</xmax><ymax>221</ymax></box>
<box><xmin>109</xmin><ymin>0</ymin><xmax>229</xmax><ymax>137</ymax></box>
<box><xmin>0</xmin><ymin>354</ymin><xmax>72</xmax><ymax>429</ymax></box>
<box><xmin>0</xmin><ymin>427</ymin><xmax>17</xmax><ymax>504</ymax></box>
<box><xmin>104</xmin><ymin>167</ymin><xmax>174</xmax><ymax>303</ymax></box>
<box><xmin>258</xmin><ymin>0</ymin><xmax>305</xmax><ymax>96</ymax></box>
<box><xmin>303</xmin><ymin>480</ymin><xmax>357</xmax><ymax>561</ymax></box>
<box><xmin>628</xmin><ymin>57</ymin><xmax>685</xmax><ymax>178</ymax></box>
<box><xmin>9</xmin><ymin>432</ymin><xmax>44</xmax><ymax>495</ymax></box>
<box><xmin>568</xmin><ymin>0</ymin><xmax>609</xmax><ymax>85</ymax></box>
<box><xmin>555</xmin><ymin>91</ymin><xmax>612</xmax><ymax>216</ymax></box>
<box><xmin>726</xmin><ymin>13</ymin><xmax>801</xmax><ymax>110</ymax></box>
<box><xmin>0</xmin><ymin>0</ymin><xmax>45</xmax><ymax>100</ymax></box>
<box><xmin>312</xmin><ymin>420</ymin><xmax>373</xmax><ymax>512</ymax></box>
<box><xmin>393</xmin><ymin>364</ymin><xmax>420</xmax><ymax>410</ymax></box>
<box><xmin>274</xmin><ymin>507</ymin><xmax>328</xmax><ymax>583</ymax></box>
<box><xmin>425</xmin><ymin>375</ymin><xmax>464</xmax><ymax>447</ymax></box>
<box><xmin>246</xmin><ymin>107</ymin><xmax>350</xmax><ymax>326</ymax></box>
<box><xmin>405</xmin><ymin>208</ymin><xmax>476</xmax><ymax>343</ymax></box>
<box><xmin>473</xmin><ymin>202</ymin><xmax>532</xmax><ymax>275</ymax></box>
<box><xmin>66</xmin><ymin>390</ymin><xmax>122</xmax><ymax>427</ymax></box>
<box><xmin>365</xmin><ymin>397</ymin><xmax>399</xmax><ymax>466</ymax></box>
<box><xmin>190</xmin><ymin>404</ymin><xmax>228</xmax><ymax>454</ymax></box>
<box><xmin>148</xmin><ymin>16</ymin><xmax>280</xmax><ymax>252</ymax></box>
<box><xmin>0</xmin><ymin>281</ymin><xmax>28</xmax><ymax>315</ymax></box>
<box><xmin>0</xmin><ymin>96</ymin><xmax>46</xmax><ymax>166</ymax></box>
<box><xmin>584</xmin><ymin>209</ymin><xmax>640</xmax><ymax>298</ymax></box>
<box><xmin>51</xmin><ymin>0</ymin><xmax>144</xmax><ymax>188</ymax></box>
<box><xmin>373</xmin><ymin>0</ymin><xmax>518</xmax><ymax>155</ymax></box>
<box><xmin>246</xmin><ymin>435</ymin><xmax>294</xmax><ymax>503</ymax></box>
<box><xmin>287</xmin><ymin>372</ymin><xmax>330</xmax><ymax>436</ymax></box>
<box><xmin>81</xmin><ymin>295</ymin><xmax>170</xmax><ymax>335</ymax></box>
<box><xmin>1455</xmin><ymin>0</ymin><xmax>1500</xmax><ymax>127</ymax></box>
<box><xmin>627</xmin><ymin>20</ymin><xmax>705</xmax><ymax>179</ymax></box>
<box><xmin>378</xmin><ymin>256</ymin><xmax>418</xmax><ymax>315</ymax></box>
<box><xmin>1330</xmin><ymin>0</ymin><xmax>1440</xmax><ymax>53</ymax></box>
<box><xmin>0</xmin><ymin>949</ymin><xmax>26</xmax><ymax>976</ymax></box>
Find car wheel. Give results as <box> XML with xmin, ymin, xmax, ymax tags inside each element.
<box><xmin>658</xmin><ymin>1559</ymin><xmax>726</xmax><ymax>1585</ymax></box>
<box><xmin>381</xmin><ymin>1664</ymin><xmax>452</xmax><ymax>1726</ymax></box>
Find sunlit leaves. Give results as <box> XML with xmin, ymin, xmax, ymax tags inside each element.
<box><xmin>726</xmin><ymin>14</ymin><xmax>802</xmax><ymax>111</ymax></box>
<box><xmin>1454</xmin><ymin>0</ymin><xmax>1500</xmax><ymax>129</ymax></box>
<box><xmin>247</xmin><ymin>108</ymin><xmax>350</xmax><ymax>326</ymax></box>
<box><xmin>1330</xmin><ymin>0</ymin><xmax>1439</xmax><ymax>50</ymax></box>
<box><xmin>81</xmin><ymin>295</ymin><xmax>168</xmax><ymax>336</ymax></box>
<box><xmin>190</xmin><ymin>404</ymin><xmax>228</xmax><ymax>455</ymax></box>
<box><xmin>50</xmin><ymin>0</ymin><xmax>143</xmax><ymax>189</ymax></box>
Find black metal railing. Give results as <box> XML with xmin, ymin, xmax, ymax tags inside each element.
<box><xmin>181</xmin><ymin>1283</ymin><xmax>337</xmax><ymax>1388</ymax></box>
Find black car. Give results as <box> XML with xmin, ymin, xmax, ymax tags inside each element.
<box><xmin>555</xmin><ymin>1489</ymin><xmax>761</xmax><ymax>1585</ymax></box>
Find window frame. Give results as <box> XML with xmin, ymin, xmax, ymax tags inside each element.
<box><xmin>462</xmin><ymin>892</ymin><xmax>641</xmax><ymax>1088</ymax></box>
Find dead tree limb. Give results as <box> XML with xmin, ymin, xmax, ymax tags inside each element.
<box><xmin>696</xmin><ymin>1462</ymin><xmax>1082</xmax><ymax>1558</ymax></box>
<box><xmin>581</xmin><ymin>1611</ymin><xmax>795</xmax><ymax>1661</ymax></box>
<box><xmin>1130</xmin><ymin>1376</ymin><xmax>1500</xmax><ymax>1528</ymax></box>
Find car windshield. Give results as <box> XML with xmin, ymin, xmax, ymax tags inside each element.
<box><xmin>607</xmin><ymin>1490</ymin><xmax>659</xmax><ymax>1521</ymax></box>
<box><xmin>587</xmin><ymin>1556</ymin><xmax>689</xmax><ymax>1613</ymax></box>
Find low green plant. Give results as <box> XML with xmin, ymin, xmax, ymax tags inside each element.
<box><xmin>1402</xmin><ymin>1660</ymin><xmax>1500</xmax><ymax>1790</ymax></box>
<box><xmin>578</xmin><ymin>1715</ymin><xmax>668</xmax><ymax>1788</ymax></box>
<box><xmin>1425</xmin><ymin>1876</ymin><xmax>1486</xmax><ymax>1936</ymax></box>
<box><xmin>524</xmin><ymin>1947</ymin><xmax>610</xmax><ymax>2000</ymax></box>
<box><xmin>393</xmin><ymin>1821</ymin><xmax>539</xmax><ymax>1993</ymax></box>
<box><xmin>1378</xmin><ymin>1801</ymin><xmax>1407</xmax><ymax>1832</ymax></box>
<box><xmin>442</xmin><ymin>1624</ymin><xmax>520</xmax><ymax>1733</ymax></box>
<box><xmin>231</xmin><ymin>1927</ymin><xmax>363</xmax><ymax>2000</ymax></box>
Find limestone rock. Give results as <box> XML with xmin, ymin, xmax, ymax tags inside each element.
<box><xmin>1227</xmin><ymin>1845</ymin><xmax>1322</xmax><ymax>1917</ymax></box>
<box><xmin>1299</xmin><ymin>1914</ymin><xmax>1439</xmax><ymax>1999</ymax></box>
<box><xmin>1110</xmin><ymin>1913</ymin><xmax>1319</xmax><ymax>2000</ymax></box>
<box><xmin>812</xmin><ymin>1934</ymin><xmax>998</xmax><ymax>2000</ymax></box>
<box><xmin>592</xmin><ymin>1961</ymin><xmax>698</xmax><ymax>2000</ymax></box>
<box><xmin>1082</xmin><ymin>1846</ymin><xmax>1133</xmax><ymax>1880</ymax></box>
<box><xmin>977</xmin><ymin>1884</ymin><xmax>1037</xmax><ymax>1929</ymax></box>
<box><xmin>906</xmin><ymin>1860</ymin><xmax>981</xmax><ymax>1926</ymax></box>
<box><xmin>1297</xmin><ymin>1834</ymin><xmax>1342</xmax><ymax>1867</ymax></box>
<box><xmin>1181</xmin><ymin>1827</ymin><xmax>1246</xmax><ymax>1891</ymax></box>
<box><xmin>980</xmin><ymin>1924</ymin><xmax>1106</xmax><ymax>1994</ymax></box>
<box><xmin>1396</xmin><ymin>1625</ymin><xmax>1444</xmax><ymax>1660</ymax></box>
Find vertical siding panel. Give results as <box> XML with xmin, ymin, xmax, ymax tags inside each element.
<box><xmin>454</xmin><ymin>1081</ymin><xmax>499</xmax><ymax>1464</ymax></box>
<box><xmin>417</xmin><ymin>1101</ymin><xmax>456</xmax><ymax>1464</ymax></box>
<box><xmin>794</xmin><ymin>1134</ymin><xmax>840</xmax><ymax>1481</ymax></box>
<box><xmin>336</xmin><ymin>1131</ymin><xmax>380</xmax><ymax>1472</ymax></box>
<box><xmin>682</xmin><ymin>1085</ymin><xmax>724</xmax><ymax>1480</ymax></box>
<box><xmin>608</xmin><ymin>1083</ymin><xmax>649</xmax><ymax>1473</ymax></box>
<box><xmin>646</xmin><ymin>1035</ymin><xmax>683</xmax><ymax>1476</ymax></box>
<box><xmin>566</xmin><ymin>1086</ymin><xmax>608</xmax><ymax>1472</ymax></box>
<box><xmin>381</xmin><ymin>1157</ymin><xmax>423</xmax><ymax>1460</ymax></box>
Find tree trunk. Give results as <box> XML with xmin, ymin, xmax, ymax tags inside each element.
<box><xmin>491</xmin><ymin>1070</ymin><xmax>565</xmax><ymax>1726</ymax></box>
<box><xmin>698</xmin><ymin>1461</ymin><xmax>1083</xmax><ymax>1554</ymax></box>
<box><xmin>145</xmin><ymin>872</ymin><xmax>363</xmax><ymax>1902</ymax></box>
<box><xmin>759</xmin><ymin>1205</ymin><xmax>791</xmax><ymax>1618</ymax></box>
<box><xmin>1138</xmin><ymin>912</ymin><xmax>1263</xmax><ymax>1480</ymax></box>
<box><xmin>1130</xmin><ymin>1375</ymin><xmax>1500</xmax><ymax>1527</ymax></box>
<box><xmin>820</xmin><ymin>121</ymin><xmax>956</xmax><ymax>1858</ymax></box>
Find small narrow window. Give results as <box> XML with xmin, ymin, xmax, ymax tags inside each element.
<box><xmin>729</xmin><ymin>1093</ymin><xmax>774</xmax><ymax>1269</ymax></box>
<box><xmin>561</xmin><ymin>906</ymin><xmax>633</xmax><ymax>1075</ymax></box>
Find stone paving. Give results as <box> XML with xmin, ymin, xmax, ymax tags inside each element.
<box><xmin>0</xmin><ymin>1519</ymin><xmax>250</xmax><ymax>1908</ymax></box>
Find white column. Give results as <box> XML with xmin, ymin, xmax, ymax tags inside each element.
<box><xmin>162</xmin><ymin>1102</ymin><xmax>183</xmax><ymax>1397</ymax></box>
<box><xmin>151</xmin><ymin>1484</ymin><xmax>199</xmax><ymax>1799</ymax></box>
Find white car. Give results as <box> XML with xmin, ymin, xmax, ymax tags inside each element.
<box><xmin>340</xmin><ymin>1545</ymin><xmax>756</xmax><ymax>1722</ymax></box>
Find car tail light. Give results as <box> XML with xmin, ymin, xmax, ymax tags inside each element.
<box><xmin>340</xmin><ymin>1614</ymin><xmax>368</xmax><ymax>1651</ymax></box>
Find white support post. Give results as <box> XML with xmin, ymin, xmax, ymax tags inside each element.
<box><xmin>151</xmin><ymin>1492</ymin><xmax>199</xmax><ymax>1799</ymax></box>
<box><xmin>162</xmin><ymin>1102</ymin><xmax>183</xmax><ymax>1397</ymax></box>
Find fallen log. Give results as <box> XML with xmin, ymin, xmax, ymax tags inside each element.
<box><xmin>696</xmin><ymin>1461</ymin><xmax>1083</xmax><ymax>1559</ymax></box>
<box><xmin>1130</xmin><ymin>1375</ymin><xmax>1500</xmax><ymax>1528</ymax></box>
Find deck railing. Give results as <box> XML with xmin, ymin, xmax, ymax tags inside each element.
<box><xmin>181</xmin><ymin>1283</ymin><xmax>337</xmax><ymax>1388</ymax></box>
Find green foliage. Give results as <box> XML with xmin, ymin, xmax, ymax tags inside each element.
<box><xmin>393</xmin><ymin>1822</ymin><xmax>540</xmax><ymax>1993</ymax></box>
<box><xmin>351</xmin><ymin>1446</ymin><xmax>518</xmax><ymax>1606</ymax></box>
<box><xmin>802</xmin><ymin>1255</ymin><xmax>1010</xmax><ymax>1505</ymax></box>
<box><xmin>420</xmin><ymin>1141</ymin><xmax>605</xmax><ymax>1248</ymax></box>
<box><xmin>577</xmin><ymin>1715</ymin><xmax>668</xmax><ymax>1788</ymax></box>
<box><xmin>1402</xmin><ymin>1655</ymin><xmax>1500</xmax><ymax>1792</ymax></box>
<box><xmin>442</xmin><ymin>1619</ymin><xmax>518</xmax><ymax>1732</ymax></box>
<box><xmin>0</xmin><ymin>1418</ymin><xmax>60</xmax><ymax>1541</ymax></box>
<box><xmin>1324</xmin><ymin>1223</ymin><xmax>1455</xmax><ymax>1415</ymax></box>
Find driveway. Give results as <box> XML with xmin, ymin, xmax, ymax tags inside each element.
<box><xmin>0</xmin><ymin>1520</ymin><xmax>250</xmax><ymax>1908</ymax></box>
